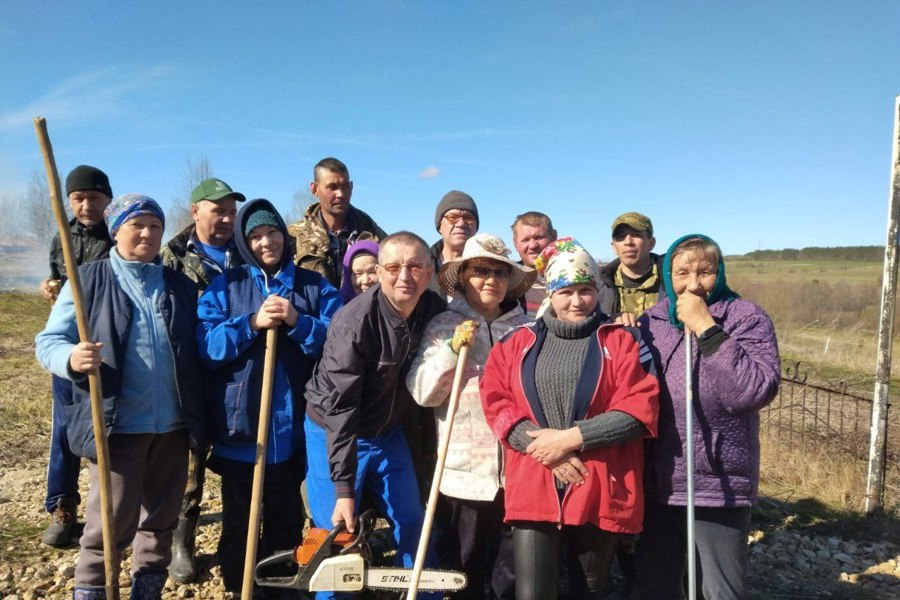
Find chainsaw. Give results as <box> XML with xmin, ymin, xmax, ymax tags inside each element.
<box><xmin>255</xmin><ymin>508</ymin><xmax>467</xmax><ymax>593</ymax></box>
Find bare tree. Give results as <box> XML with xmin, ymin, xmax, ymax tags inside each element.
<box><xmin>284</xmin><ymin>187</ymin><xmax>316</xmax><ymax>224</ymax></box>
<box><xmin>167</xmin><ymin>155</ymin><xmax>212</xmax><ymax>236</ymax></box>
<box><xmin>0</xmin><ymin>191</ymin><xmax>25</xmax><ymax>246</ymax></box>
<box><xmin>26</xmin><ymin>170</ymin><xmax>59</xmax><ymax>241</ymax></box>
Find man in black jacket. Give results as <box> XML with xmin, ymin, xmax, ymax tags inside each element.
<box><xmin>597</xmin><ymin>212</ymin><xmax>664</xmax><ymax>325</ymax></box>
<box><xmin>304</xmin><ymin>231</ymin><xmax>445</xmax><ymax>597</ymax></box>
<box><xmin>38</xmin><ymin>165</ymin><xmax>113</xmax><ymax>548</ymax></box>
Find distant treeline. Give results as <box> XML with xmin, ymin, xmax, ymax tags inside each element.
<box><xmin>727</xmin><ymin>246</ymin><xmax>884</xmax><ymax>262</ymax></box>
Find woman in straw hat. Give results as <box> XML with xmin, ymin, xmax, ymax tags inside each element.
<box><xmin>480</xmin><ymin>237</ymin><xmax>659</xmax><ymax>600</ymax></box>
<box><xmin>407</xmin><ymin>232</ymin><xmax>535</xmax><ymax>600</ymax></box>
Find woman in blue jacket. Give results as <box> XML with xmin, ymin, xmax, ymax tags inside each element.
<box><xmin>197</xmin><ymin>199</ymin><xmax>342</xmax><ymax>597</ymax></box>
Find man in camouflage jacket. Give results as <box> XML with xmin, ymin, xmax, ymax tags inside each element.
<box><xmin>288</xmin><ymin>157</ymin><xmax>386</xmax><ymax>288</ymax></box>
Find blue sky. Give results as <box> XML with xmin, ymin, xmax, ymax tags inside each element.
<box><xmin>1</xmin><ymin>1</ymin><xmax>898</xmax><ymax>260</ymax></box>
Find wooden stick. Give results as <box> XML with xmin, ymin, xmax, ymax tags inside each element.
<box><xmin>241</xmin><ymin>327</ymin><xmax>279</xmax><ymax>600</ymax></box>
<box><xmin>32</xmin><ymin>117</ymin><xmax>119</xmax><ymax>600</ymax></box>
<box><xmin>407</xmin><ymin>345</ymin><xmax>469</xmax><ymax>600</ymax></box>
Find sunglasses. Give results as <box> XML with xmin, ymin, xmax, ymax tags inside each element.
<box><xmin>443</xmin><ymin>213</ymin><xmax>477</xmax><ymax>226</ymax></box>
<box><xmin>466</xmin><ymin>265</ymin><xmax>511</xmax><ymax>280</ymax></box>
<box><xmin>380</xmin><ymin>262</ymin><xmax>426</xmax><ymax>277</ymax></box>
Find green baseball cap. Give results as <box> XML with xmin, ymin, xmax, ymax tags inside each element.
<box><xmin>190</xmin><ymin>178</ymin><xmax>246</xmax><ymax>204</ymax></box>
<box><xmin>611</xmin><ymin>212</ymin><xmax>653</xmax><ymax>237</ymax></box>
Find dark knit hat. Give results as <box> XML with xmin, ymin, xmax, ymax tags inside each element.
<box><xmin>434</xmin><ymin>190</ymin><xmax>479</xmax><ymax>231</ymax></box>
<box><xmin>65</xmin><ymin>165</ymin><xmax>112</xmax><ymax>198</ymax></box>
<box><xmin>244</xmin><ymin>205</ymin><xmax>281</xmax><ymax>236</ymax></box>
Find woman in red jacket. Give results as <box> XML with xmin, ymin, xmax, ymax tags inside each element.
<box><xmin>480</xmin><ymin>237</ymin><xmax>659</xmax><ymax>600</ymax></box>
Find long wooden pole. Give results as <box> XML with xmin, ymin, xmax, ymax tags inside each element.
<box><xmin>33</xmin><ymin>117</ymin><xmax>119</xmax><ymax>600</ymax></box>
<box><xmin>241</xmin><ymin>327</ymin><xmax>279</xmax><ymax>599</ymax></box>
<box><xmin>407</xmin><ymin>345</ymin><xmax>469</xmax><ymax>600</ymax></box>
<box><xmin>865</xmin><ymin>95</ymin><xmax>900</xmax><ymax>514</ymax></box>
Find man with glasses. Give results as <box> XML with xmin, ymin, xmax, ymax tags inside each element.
<box><xmin>289</xmin><ymin>157</ymin><xmax>387</xmax><ymax>288</ymax></box>
<box><xmin>304</xmin><ymin>231</ymin><xmax>445</xmax><ymax>599</ymax></box>
<box><xmin>428</xmin><ymin>190</ymin><xmax>479</xmax><ymax>299</ymax></box>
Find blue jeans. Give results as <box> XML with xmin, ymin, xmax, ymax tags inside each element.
<box><xmin>304</xmin><ymin>417</ymin><xmax>435</xmax><ymax>600</ymax></box>
<box><xmin>45</xmin><ymin>375</ymin><xmax>82</xmax><ymax>513</ymax></box>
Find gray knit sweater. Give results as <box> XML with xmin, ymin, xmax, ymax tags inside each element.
<box><xmin>507</xmin><ymin>309</ymin><xmax>645</xmax><ymax>453</ymax></box>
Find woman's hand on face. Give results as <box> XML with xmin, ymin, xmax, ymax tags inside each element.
<box><xmin>676</xmin><ymin>293</ymin><xmax>716</xmax><ymax>335</ymax></box>
<box><xmin>525</xmin><ymin>427</ymin><xmax>584</xmax><ymax>466</ymax></box>
<box><xmin>550</xmin><ymin>453</ymin><xmax>589</xmax><ymax>486</ymax></box>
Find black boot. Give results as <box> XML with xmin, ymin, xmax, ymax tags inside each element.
<box><xmin>168</xmin><ymin>515</ymin><xmax>198</xmax><ymax>583</ymax></box>
<box><xmin>43</xmin><ymin>496</ymin><xmax>78</xmax><ymax>548</ymax></box>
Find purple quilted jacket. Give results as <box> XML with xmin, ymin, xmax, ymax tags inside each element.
<box><xmin>639</xmin><ymin>297</ymin><xmax>780</xmax><ymax>508</ymax></box>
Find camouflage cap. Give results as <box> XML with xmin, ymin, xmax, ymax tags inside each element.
<box><xmin>190</xmin><ymin>178</ymin><xmax>246</xmax><ymax>204</ymax></box>
<box><xmin>611</xmin><ymin>212</ymin><xmax>653</xmax><ymax>237</ymax></box>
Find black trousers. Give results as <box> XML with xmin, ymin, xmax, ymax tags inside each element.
<box><xmin>511</xmin><ymin>521</ymin><xmax>620</xmax><ymax>600</ymax></box>
<box><xmin>444</xmin><ymin>492</ymin><xmax>515</xmax><ymax>600</ymax></box>
<box><xmin>210</xmin><ymin>453</ymin><xmax>306</xmax><ymax>599</ymax></box>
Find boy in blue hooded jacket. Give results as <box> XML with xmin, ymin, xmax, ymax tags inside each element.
<box><xmin>197</xmin><ymin>198</ymin><xmax>343</xmax><ymax>597</ymax></box>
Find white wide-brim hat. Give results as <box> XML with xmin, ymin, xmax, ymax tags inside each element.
<box><xmin>438</xmin><ymin>233</ymin><xmax>537</xmax><ymax>301</ymax></box>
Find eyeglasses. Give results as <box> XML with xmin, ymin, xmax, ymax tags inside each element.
<box><xmin>380</xmin><ymin>262</ymin><xmax>426</xmax><ymax>277</ymax></box>
<box><xmin>443</xmin><ymin>213</ymin><xmax>477</xmax><ymax>226</ymax></box>
<box><xmin>466</xmin><ymin>266</ymin><xmax>510</xmax><ymax>280</ymax></box>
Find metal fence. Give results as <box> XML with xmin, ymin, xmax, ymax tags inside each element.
<box><xmin>763</xmin><ymin>360</ymin><xmax>899</xmax><ymax>462</ymax></box>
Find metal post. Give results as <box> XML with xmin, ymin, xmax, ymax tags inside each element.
<box><xmin>865</xmin><ymin>95</ymin><xmax>900</xmax><ymax>514</ymax></box>
<box><xmin>685</xmin><ymin>332</ymin><xmax>696</xmax><ymax>600</ymax></box>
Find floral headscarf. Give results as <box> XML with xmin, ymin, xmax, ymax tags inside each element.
<box><xmin>534</xmin><ymin>237</ymin><xmax>599</xmax><ymax>295</ymax></box>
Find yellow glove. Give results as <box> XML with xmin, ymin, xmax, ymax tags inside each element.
<box><xmin>451</xmin><ymin>320</ymin><xmax>478</xmax><ymax>353</ymax></box>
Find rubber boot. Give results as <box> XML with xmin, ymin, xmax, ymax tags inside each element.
<box><xmin>43</xmin><ymin>496</ymin><xmax>78</xmax><ymax>547</ymax></box>
<box><xmin>131</xmin><ymin>569</ymin><xmax>168</xmax><ymax>600</ymax></box>
<box><xmin>168</xmin><ymin>515</ymin><xmax>198</xmax><ymax>583</ymax></box>
<box><xmin>72</xmin><ymin>587</ymin><xmax>106</xmax><ymax>600</ymax></box>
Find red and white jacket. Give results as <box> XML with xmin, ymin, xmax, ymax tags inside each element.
<box><xmin>480</xmin><ymin>317</ymin><xmax>659</xmax><ymax>533</ymax></box>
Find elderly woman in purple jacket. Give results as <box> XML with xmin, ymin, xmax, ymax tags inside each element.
<box><xmin>636</xmin><ymin>234</ymin><xmax>779</xmax><ymax>600</ymax></box>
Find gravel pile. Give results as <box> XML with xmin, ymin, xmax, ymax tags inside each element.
<box><xmin>1</xmin><ymin>461</ymin><xmax>898</xmax><ymax>599</ymax></box>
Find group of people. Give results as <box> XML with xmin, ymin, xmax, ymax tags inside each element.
<box><xmin>34</xmin><ymin>157</ymin><xmax>781</xmax><ymax>600</ymax></box>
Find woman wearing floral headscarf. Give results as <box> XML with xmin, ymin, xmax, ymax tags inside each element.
<box><xmin>480</xmin><ymin>237</ymin><xmax>659</xmax><ymax>600</ymax></box>
<box><xmin>636</xmin><ymin>235</ymin><xmax>779</xmax><ymax>600</ymax></box>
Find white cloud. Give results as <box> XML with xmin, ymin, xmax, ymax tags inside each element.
<box><xmin>419</xmin><ymin>165</ymin><xmax>441</xmax><ymax>179</ymax></box>
<box><xmin>0</xmin><ymin>64</ymin><xmax>175</xmax><ymax>131</ymax></box>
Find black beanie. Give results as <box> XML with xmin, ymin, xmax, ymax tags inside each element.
<box><xmin>434</xmin><ymin>190</ymin><xmax>479</xmax><ymax>231</ymax></box>
<box><xmin>244</xmin><ymin>205</ymin><xmax>281</xmax><ymax>236</ymax></box>
<box><xmin>65</xmin><ymin>165</ymin><xmax>112</xmax><ymax>198</ymax></box>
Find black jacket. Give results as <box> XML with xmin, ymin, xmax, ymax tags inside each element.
<box><xmin>48</xmin><ymin>219</ymin><xmax>113</xmax><ymax>282</ymax></box>
<box><xmin>305</xmin><ymin>284</ymin><xmax>445</xmax><ymax>497</ymax></box>
<box><xmin>597</xmin><ymin>253</ymin><xmax>665</xmax><ymax>316</ymax></box>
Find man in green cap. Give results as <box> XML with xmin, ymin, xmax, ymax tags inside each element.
<box><xmin>160</xmin><ymin>177</ymin><xmax>246</xmax><ymax>583</ymax></box>
<box><xmin>598</xmin><ymin>211</ymin><xmax>664</xmax><ymax>325</ymax></box>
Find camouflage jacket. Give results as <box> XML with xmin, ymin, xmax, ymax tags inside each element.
<box><xmin>287</xmin><ymin>202</ymin><xmax>386</xmax><ymax>288</ymax></box>
<box><xmin>160</xmin><ymin>224</ymin><xmax>244</xmax><ymax>293</ymax></box>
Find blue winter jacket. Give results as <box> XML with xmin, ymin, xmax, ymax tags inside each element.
<box><xmin>35</xmin><ymin>255</ymin><xmax>206</xmax><ymax>460</ymax></box>
<box><xmin>198</xmin><ymin>199</ymin><xmax>343</xmax><ymax>464</ymax></box>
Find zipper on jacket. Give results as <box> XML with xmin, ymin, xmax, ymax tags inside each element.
<box><xmin>376</xmin><ymin>320</ymin><xmax>411</xmax><ymax>438</ymax></box>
